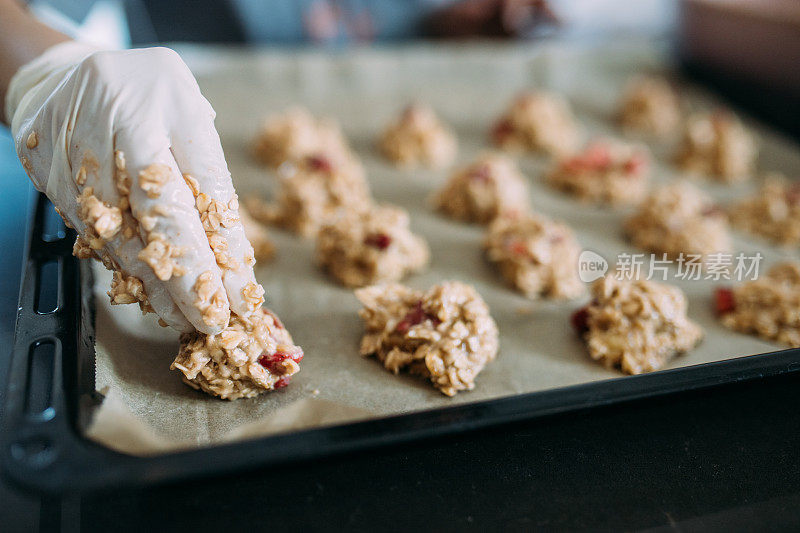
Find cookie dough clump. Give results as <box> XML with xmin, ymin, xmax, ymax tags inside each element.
<box><xmin>716</xmin><ymin>262</ymin><xmax>800</xmax><ymax>347</ymax></box>
<box><xmin>433</xmin><ymin>152</ymin><xmax>530</xmax><ymax>224</ymax></box>
<box><xmin>491</xmin><ymin>91</ymin><xmax>580</xmax><ymax>156</ymax></box>
<box><xmin>378</xmin><ymin>104</ymin><xmax>457</xmax><ymax>168</ymax></box>
<box><xmin>572</xmin><ymin>276</ymin><xmax>703</xmax><ymax>374</ymax></box>
<box><xmin>728</xmin><ymin>174</ymin><xmax>800</xmax><ymax>247</ymax></box>
<box><xmin>618</xmin><ymin>76</ymin><xmax>681</xmax><ymax>137</ymax></box>
<box><xmin>239</xmin><ymin>208</ymin><xmax>275</xmax><ymax>263</ymax></box>
<box><xmin>172</xmin><ymin>307</ymin><xmax>303</xmax><ymax>400</ymax></box>
<box><xmin>356</xmin><ymin>281</ymin><xmax>499</xmax><ymax>396</ymax></box>
<box><xmin>251</xmin><ymin>107</ymin><xmax>351</xmax><ymax>168</ymax></box>
<box><xmin>675</xmin><ymin>111</ymin><xmax>756</xmax><ymax>182</ymax></box>
<box><xmin>624</xmin><ymin>181</ymin><xmax>731</xmax><ymax>262</ymax></box>
<box><xmin>316</xmin><ymin>204</ymin><xmax>429</xmax><ymax>287</ymax></box>
<box><xmin>245</xmin><ymin>153</ymin><xmax>372</xmax><ymax>238</ymax></box>
<box><xmin>546</xmin><ymin>140</ymin><xmax>650</xmax><ymax>206</ymax></box>
<box><xmin>484</xmin><ymin>213</ymin><xmax>584</xmax><ymax>299</ymax></box>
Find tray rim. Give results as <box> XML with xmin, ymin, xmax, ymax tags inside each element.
<box><xmin>3</xmin><ymin>193</ymin><xmax>800</xmax><ymax>495</ymax></box>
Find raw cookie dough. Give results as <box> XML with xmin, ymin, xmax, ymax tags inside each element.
<box><xmin>624</xmin><ymin>181</ymin><xmax>731</xmax><ymax>262</ymax></box>
<box><xmin>240</xmin><ymin>208</ymin><xmax>275</xmax><ymax>263</ymax></box>
<box><xmin>675</xmin><ymin>111</ymin><xmax>757</xmax><ymax>182</ymax></box>
<box><xmin>432</xmin><ymin>152</ymin><xmax>530</xmax><ymax>224</ymax></box>
<box><xmin>728</xmin><ymin>174</ymin><xmax>800</xmax><ymax>247</ymax></box>
<box><xmin>245</xmin><ymin>153</ymin><xmax>372</xmax><ymax>238</ymax></box>
<box><xmin>571</xmin><ymin>276</ymin><xmax>703</xmax><ymax>374</ymax></box>
<box><xmin>715</xmin><ymin>262</ymin><xmax>800</xmax><ymax>347</ymax></box>
<box><xmin>484</xmin><ymin>213</ymin><xmax>584</xmax><ymax>299</ymax></box>
<box><xmin>251</xmin><ymin>107</ymin><xmax>351</xmax><ymax>168</ymax></box>
<box><xmin>172</xmin><ymin>307</ymin><xmax>303</xmax><ymax>400</ymax></box>
<box><xmin>546</xmin><ymin>139</ymin><xmax>650</xmax><ymax>206</ymax></box>
<box><xmin>617</xmin><ymin>76</ymin><xmax>681</xmax><ymax>137</ymax></box>
<box><xmin>491</xmin><ymin>91</ymin><xmax>580</xmax><ymax>156</ymax></box>
<box><xmin>378</xmin><ymin>104</ymin><xmax>457</xmax><ymax>168</ymax></box>
<box><xmin>316</xmin><ymin>204</ymin><xmax>429</xmax><ymax>287</ymax></box>
<box><xmin>356</xmin><ymin>281</ymin><xmax>499</xmax><ymax>396</ymax></box>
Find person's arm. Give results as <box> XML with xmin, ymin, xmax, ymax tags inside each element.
<box><xmin>0</xmin><ymin>0</ymin><xmax>69</xmax><ymax>124</ymax></box>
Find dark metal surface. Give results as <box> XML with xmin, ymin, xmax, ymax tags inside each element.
<box><xmin>2</xmin><ymin>194</ymin><xmax>799</xmax><ymax>496</ymax></box>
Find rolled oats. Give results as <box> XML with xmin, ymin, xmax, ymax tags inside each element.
<box><xmin>546</xmin><ymin>139</ymin><xmax>650</xmax><ymax>206</ymax></box>
<box><xmin>378</xmin><ymin>104</ymin><xmax>457</xmax><ymax>168</ymax></box>
<box><xmin>26</xmin><ymin>131</ymin><xmax>38</xmax><ymax>149</ymax></box>
<box><xmin>356</xmin><ymin>281</ymin><xmax>499</xmax><ymax>396</ymax></box>
<box><xmin>138</xmin><ymin>232</ymin><xmax>186</xmax><ymax>280</ymax></box>
<box><xmin>484</xmin><ymin>213</ymin><xmax>584</xmax><ymax>299</ymax></box>
<box><xmin>717</xmin><ymin>262</ymin><xmax>800</xmax><ymax>347</ymax></box>
<box><xmin>433</xmin><ymin>152</ymin><xmax>530</xmax><ymax>224</ymax></box>
<box><xmin>193</xmin><ymin>270</ymin><xmax>230</xmax><ymax>328</ymax></box>
<box><xmin>251</xmin><ymin>107</ymin><xmax>351</xmax><ymax>168</ymax></box>
<box><xmin>172</xmin><ymin>307</ymin><xmax>303</xmax><ymax>400</ymax></box>
<box><xmin>76</xmin><ymin>188</ymin><xmax>123</xmax><ymax>244</ymax></box>
<box><xmin>728</xmin><ymin>174</ymin><xmax>800</xmax><ymax>247</ymax></box>
<box><xmin>618</xmin><ymin>76</ymin><xmax>681</xmax><ymax>137</ymax></box>
<box><xmin>316</xmin><ymin>204</ymin><xmax>429</xmax><ymax>287</ymax></box>
<box><xmin>572</xmin><ymin>276</ymin><xmax>703</xmax><ymax>374</ymax></box>
<box><xmin>624</xmin><ymin>181</ymin><xmax>731</xmax><ymax>262</ymax></box>
<box><xmin>491</xmin><ymin>91</ymin><xmax>580</xmax><ymax>156</ymax></box>
<box><xmin>246</xmin><ymin>153</ymin><xmax>372</xmax><ymax>238</ymax></box>
<box><xmin>138</xmin><ymin>163</ymin><xmax>172</xmax><ymax>199</ymax></box>
<box><xmin>675</xmin><ymin>111</ymin><xmax>756</xmax><ymax>182</ymax></box>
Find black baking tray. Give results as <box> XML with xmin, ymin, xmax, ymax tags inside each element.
<box><xmin>3</xmin><ymin>193</ymin><xmax>800</xmax><ymax>495</ymax></box>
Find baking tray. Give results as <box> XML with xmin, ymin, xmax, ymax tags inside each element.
<box><xmin>5</xmin><ymin>41</ymin><xmax>800</xmax><ymax>494</ymax></box>
<box><xmin>2</xmin><ymin>193</ymin><xmax>800</xmax><ymax>494</ymax></box>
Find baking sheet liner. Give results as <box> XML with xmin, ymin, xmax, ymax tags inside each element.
<box><xmin>86</xmin><ymin>41</ymin><xmax>800</xmax><ymax>455</ymax></box>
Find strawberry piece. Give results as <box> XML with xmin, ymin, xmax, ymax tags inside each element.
<box><xmin>364</xmin><ymin>233</ymin><xmax>392</xmax><ymax>250</ymax></box>
<box><xmin>274</xmin><ymin>377</ymin><xmax>291</xmax><ymax>389</ymax></box>
<box><xmin>307</xmin><ymin>155</ymin><xmax>333</xmax><ymax>173</ymax></box>
<box><xmin>714</xmin><ymin>288</ymin><xmax>736</xmax><ymax>315</ymax></box>
<box><xmin>623</xmin><ymin>154</ymin><xmax>646</xmax><ymax>176</ymax></box>
<box><xmin>491</xmin><ymin>119</ymin><xmax>514</xmax><ymax>142</ymax></box>
<box><xmin>258</xmin><ymin>348</ymin><xmax>304</xmax><ymax>372</ymax></box>
<box><xmin>396</xmin><ymin>301</ymin><xmax>440</xmax><ymax>333</ymax></box>
<box><xmin>469</xmin><ymin>164</ymin><xmax>492</xmax><ymax>183</ymax></box>
<box><xmin>571</xmin><ymin>306</ymin><xmax>590</xmax><ymax>334</ymax></box>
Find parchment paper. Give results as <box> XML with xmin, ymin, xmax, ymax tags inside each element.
<box><xmin>86</xmin><ymin>40</ymin><xmax>800</xmax><ymax>455</ymax></box>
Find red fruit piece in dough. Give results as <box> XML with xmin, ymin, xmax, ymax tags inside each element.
<box><xmin>396</xmin><ymin>301</ymin><xmax>440</xmax><ymax>334</ymax></box>
<box><xmin>714</xmin><ymin>287</ymin><xmax>736</xmax><ymax>315</ymax></box>
<box><xmin>571</xmin><ymin>306</ymin><xmax>590</xmax><ymax>334</ymax></box>
<box><xmin>364</xmin><ymin>233</ymin><xmax>392</xmax><ymax>250</ymax></box>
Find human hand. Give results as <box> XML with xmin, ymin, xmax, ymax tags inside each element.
<box><xmin>6</xmin><ymin>43</ymin><xmax>263</xmax><ymax>334</ymax></box>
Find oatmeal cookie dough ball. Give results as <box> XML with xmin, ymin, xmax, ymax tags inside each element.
<box><xmin>715</xmin><ymin>262</ymin><xmax>800</xmax><ymax>347</ymax></box>
<box><xmin>675</xmin><ymin>111</ymin><xmax>757</xmax><ymax>182</ymax></box>
<box><xmin>432</xmin><ymin>152</ymin><xmax>530</xmax><ymax>224</ymax></box>
<box><xmin>491</xmin><ymin>91</ymin><xmax>580</xmax><ymax>156</ymax></box>
<box><xmin>356</xmin><ymin>281</ymin><xmax>499</xmax><ymax>397</ymax></box>
<box><xmin>484</xmin><ymin>213</ymin><xmax>584</xmax><ymax>299</ymax></box>
<box><xmin>316</xmin><ymin>205</ymin><xmax>429</xmax><ymax>287</ymax></box>
<box><xmin>617</xmin><ymin>76</ymin><xmax>681</xmax><ymax>137</ymax></box>
<box><xmin>378</xmin><ymin>104</ymin><xmax>457</xmax><ymax>168</ymax></box>
<box><xmin>728</xmin><ymin>174</ymin><xmax>800</xmax><ymax>247</ymax></box>
<box><xmin>244</xmin><ymin>153</ymin><xmax>372</xmax><ymax>238</ymax></box>
<box><xmin>239</xmin><ymin>208</ymin><xmax>275</xmax><ymax>263</ymax></box>
<box><xmin>624</xmin><ymin>181</ymin><xmax>731</xmax><ymax>262</ymax></box>
<box><xmin>251</xmin><ymin>107</ymin><xmax>351</xmax><ymax>168</ymax></box>
<box><xmin>172</xmin><ymin>307</ymin><xmax>303</xmax><ymax>400</ymax></box>
<box><xmin>546</xmin><ymin>139</ymin><xmax>650</xmax><ymax>206</ymax></box>
<box><xmin>571</xmin><ymin>276</ymin><xmax>703</xmax><ymax>375</ymax></box>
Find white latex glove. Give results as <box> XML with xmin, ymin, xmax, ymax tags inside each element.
<box><xmin>6</xmin><ymin>42</ymin><xmax>264</xmax><ymax>334</ymax></box>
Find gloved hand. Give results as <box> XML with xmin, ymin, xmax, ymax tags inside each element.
<box><xmin>6</xmin><ymin>42</ymin><xmax>264</xmax><ymax>334</ymax></box>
